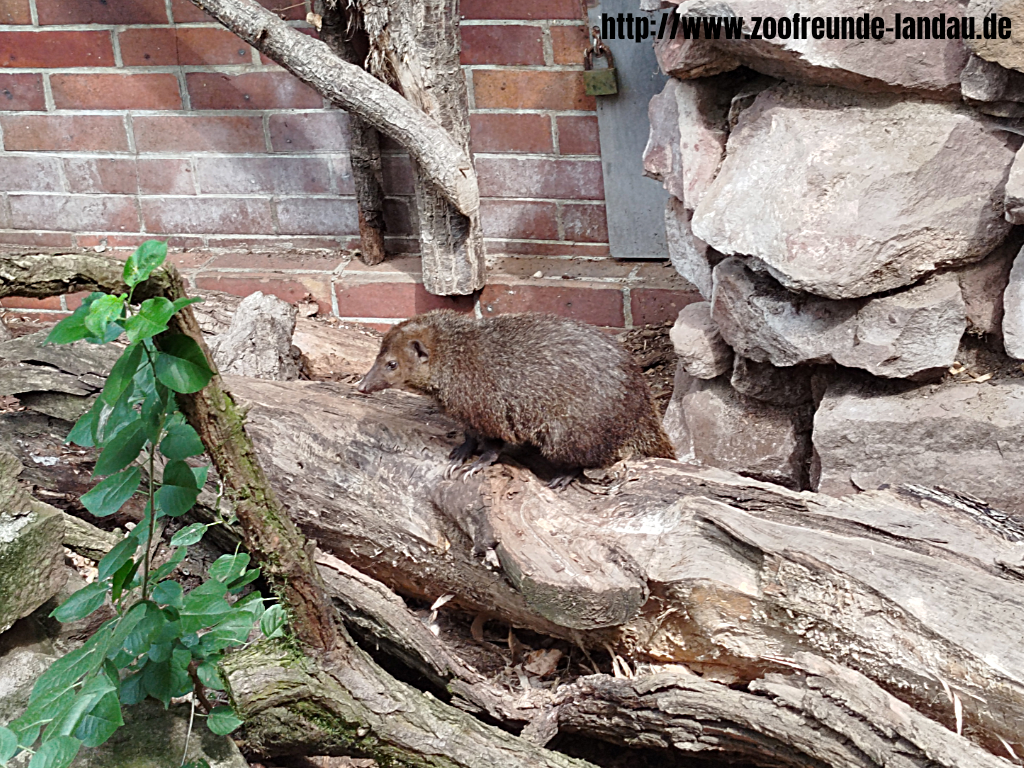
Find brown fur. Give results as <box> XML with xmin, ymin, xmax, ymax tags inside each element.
<box><xmin>358</xmin><ymin>310</ymin><xmax>675</xmax><ymax>470</ymax></box>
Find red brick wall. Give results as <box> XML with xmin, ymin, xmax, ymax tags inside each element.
<box><xmin>0</xmin><ymin>0</ymin><xmax>700</xmax><ymax>329</ymax></box>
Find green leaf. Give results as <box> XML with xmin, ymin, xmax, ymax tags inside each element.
<box><xmin>45</xmin><ymin>674</ymin><xmax>116</xmax><ymax>740</ymax></box>
<box><xmin>154</xmin><ymin>485</ymin><xmax>198</xmax><ymax>518</ymax></box>
<box><xmin>154</xmin><ymin>335</ymin><xmax>213</xmax><ymax>394</ymax></box>
<box><xmin>51</xmin><ymin>582</ymin><xmax>106</xmax><ymax>623</ymax></box>
<box><xmin>142</xmin><ymin>657</ymin><xmax>189</xmax><ymax>708</ymax></box>
<box><xmin>124</xmin><ymin>297</ymin><xmax>175</xmax><ymax>343</ymax></box>
<box><xmin>260</xmin><ymin>604</ymin><xmax>286</xmax><ymax>639</ymax></box>
<box><xmin>122</xmin><ymin>240</ymin><xmax>167</xmax><ymax>289</ymax></box>
<box><xmin>209</xmin><ymin>553</ymin><xmax>250</xmax><ymax>583</ymax></box>
<box><xmin>45</xmin><ymin>297</ymin><xmax>97</xmax><ymax>345</ymax></box>
<box><xmin>147</xmin><ymin>642</ymin><xmax>172</xmax><ymax>663</ymax></box>
<box><xmin>94</xmin><ymin>386</ymin><xmax>139</xmax><ymax>446</ymax></box>
<box><xmin>0</xmin><ymin>725</ymin><xmax>17</xmax><ymax>764</ymax></box>
<box><xmin>66</xmin><ymin>397</ymin><xmax>103</xmax><ymax>448</ymax></box>
<box><xmin>192</xmin><ymin>464</ymin><xmax>210</xmax><ymax>488</ymax></box>
<box><xmin>101</xmin><ymin>343</ymin><xmax>143</xmax><ymax>406</ymax></box>
<box><xmin>183</xmin><ymin>761</ymin><xmax>212</xmax><ymax>768</ymax></box>
<box><xmin>151</xmin><ymin>580</ymin><xmax>183</xmax><ymax>608</ymax></box>
<box><xmin>92</xmin><ymin>420</ymin><xmax>147</xmax><ymax>478</ymax></box>
<box><xmin>197</xmin><ymin>613</ymin><xmax>254</xmax><ymax>656</ymax></box>
<box><xmin>195</xmin><ymin>659</ymin><xmax>225</xmax><ymax>691</ymax></box>
<box><xmin>73</xmin><ymin>691</ymin><xmax>122</xmax><ymax>748</ymax></box>
<box><xmin>27</xmin><ymin>736</ymin><xmax>80</xmax><ymax>768</ymax></box>
<box><xmin>163</xmin><ymin>459</ymin><xmax>198</xmax><ymax>489</ymax></box>
<box><xmin>118</xmin><ymin>668</ymin><xmax>146</xmax><ymax>706</ymax></box>
<box><xmin>81</xmin><ymin>467</ymin><xmax>141</xmax><ymax>518</ymax></box>
<box><xmin>226</xmin><ymin>567</ymin><xmax>260</xmax><ymax>595</ymax></box>
<box><xmin>170</xmin><ymin>523</ymin><xmax>208</xmax><ymax>548</ymax></box>
<box><xmin>205</xmin><ymin>706</ymin><xmax>243</xmax><ymax>736</ymax></box>
<box><xmin>83</xmin><ymin>294</ymin><xmax>124</xmax><ymax>340</ymax></box>
<box><xmin>150</xmin><ymin>547</ymin><xmax>186</xmax><ymax>582</ymax></box>
<box><xmin>160</xmin><ymin>423</ymin><xmax>205</xmax><ymax>460</ymax></box>
<box><xmin>179</xmin><ymin>580</ymin><xmax>231</xmax><ymax>634</ymax></box>
<box><xmin>97</xmin><ymin>536</ymin><xmax>138</xmax><ymax>581</ymax></box>
<box><xmin>110</xmin><ymin>557</ymin><xmax>140</xmax><ymax>605</ymax></box>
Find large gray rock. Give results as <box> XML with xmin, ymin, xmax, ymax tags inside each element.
<box><xmin>643</xmin><ymin>76</ymin><xmax>732</xmax><ymax>210</ymax></box>
<box><xmin>692</xmin><ymin>84</ymin><xmax>1017</xmax><ymax>299</ymax></box>
<box><xmin>665</xmin><ymin>197</ymin><xmax>721</xmax><ymax>299</ymax></box>
<box><xmin>1003</xmin><ymin>243</ymin><xmax>1024</xmax><ymax>358</ymax></box>
<box><xmin>711</xmin><ymin>258</ymin><xmax>966</xmax><ymax>378</ymax></box>
<box><xmin>956</xmin><ymin>230</ymin><xmax>1024</xmax><ymax>335</ymax></box>
<box><xmin>207</xmin><ymin>291</ymin><xmax>300</xmax><ymax>380</ymax></box>
<box><xmin>966</xmin><ymin>0</ymin><xmax>1024</xmax><ymax>73</ymax></box>
<box><xmin>730</xmin><ymin>355</ymin><xmax>813</xmax><ymax>407</ymax></box>
<box><xmin>1007</xmin><ymin>146</ymin><xmax>1024</xmax><ymax>225</ymax></box>
<box><xmin>670</xmin><ymin>301</ymin><xmax>733</xmax><ymax>379</ymax></box>
<box><xmin>696</xmin><ymin>0</ymin><xmax>969</xmax><ymax>97</ymax></box>
<box><xmin>814</xmin><ymin>377</ymin><xmax>1024</xmax><ymax>515</ymax></box>
<box><xmin>961</xmin><ymin>55</ymin><xmax>1024</xmax><ymax>117</ymax></box>
<box><xmin>666</xmin><ymin>373</ymin><xmax>811</xmax><ymax>489</ymax></box>
<box><xmin>653</xmin><ymin>16</ymin><xmax>739</xmax><ymax>79</ymax></box>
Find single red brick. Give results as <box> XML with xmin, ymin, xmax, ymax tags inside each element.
<box><xmin>329</xmin><ymin>155</ymin><xmax>355</xmax><ymax>195</ymax></box>
<box><xmin>0</xmin><ymin>230</ymin><xmax>74</xmax><ymax>248</ymax></box>
<box><xmin>630</xmin><ymin>288</ymin><xmax>701</xmax><ymax>327</ymax></box>
<box><xmin>9</xmin><ymin>194</ymin><xmax>140</xmax><ymax>232</ymax></box>
<box><xmin>194</xmin><ymin>274</ymin><xmax>331</xmax><ymax>311</ymax></box>
<box><xmin>343</xmin><ymin>255</ymin><xmax>422</xmax><ymax>275</ymax></box>
<box><xmin>141</xmin><ymin>197</ymin><xmax>274</xmax><ymax>234</ymax></box>
<box><xmin>0</xmin><ymin>0</ymin><xmax>31</xmax><ymax>24</ymax></box>
<box><xmin>132</xmin><ymin>115</ymin><xmax>265</xmax><ymax>153</ymax></box>
<box><xmin>473</xmin><ymin>69</ymin><xmax>593</xmax><ymax>111</ymax></box>
<box><xmin>0</xmin><ymin>73</ymin><xmax>45</xmax><ymax>110</ymax></box>
<box><xmin>1</xmin><ymin>115</ymin><xmax>129</xmax><ymax>152</ymax></box>
<box><xmin>488</xmin><ymin>255</ymin><xmax>633</xmax><ymax>281</ymax></box>
<box><xmin>460</xmin><ymin>25</ymin><xmax>544</xmax><ymax>65</ymax></box>
<box><xmin>335</xmin><ymin>281</ymin><xmax>474</xmax><ymax>318</ymax></box>
<box><xmin>483</xmin><ymin>239</ymin><xmax>610</xmax><ymax>257</ymax></box>
<box><xmin>461</xmin><ymin>0</ymin><xmax>579</xmax><ymax>20</ymax></box>
<box><xmin>138</xmin><ymin>158</ymin><xmax>195</xmax><ymax>195</ymax></box>
<box><xmin>268</xmin><ymin>111</ymin><xmax>350</xmax><ymax>152</ymax></box>
<box><xmin>550</xmin><ymin>25</ymin><xmax>589</xmax><ymax>65</ymax></box>
<box><xmin>72</xmin><ymin>235</ymin><xmax>205</xmax><ymax>252</ymax></box>
<box><xmin>0</xmin><ymin>295</ymin><xmax>63</xmax><ymax>310</ymax></box>
<box><xmin>187</xmin><ymin>71</ymin><xmax>322</xmax><ymax>110</ymax></box>
<box><xmin>51</xmin><ymin>73</ymin><xmax>182</xmax><ymax>110</ymax></box>
<box><xmin>168</xmin><ymin>0</ymin><xmax>212</xmax><ymax>22</ymax></box>
<box><xmin>561</xmin><ymin>202</ymin><xmax>607</xmax><ymax>242</ymax></box>
<box><xmin>63</xmin><ymin>158</ymin><xmax>139</xmax><ymax>194</ymax></box>
<box><xmin>476</xmin><ymin>157</ymin><xmax>604</xmax><ymax>199</ymax></box>
<box><xmin>382</xmin><ymin>155</ymin><xmax>414</xmax><ymax>195</ymax></box>
<box><xmin>119</xmin><ymin>27</ymin><xmax>253</xmax><ymax>66</ymax></box>
<box><xmin>195</xmin><ymin>156</ymin><xmax>331</xmax><ymax>195</ymax></box>
<box><xmin>275</xmin><ymin>197</ymin><xmax>358</xmax><ymax>235</ymax></box>
<box><xmin>0</xmin><ymin>31</ymin><xmax>114</xmax><ymax>68</ymax></box>
<box><xmin>207</xmin><ymin>251</ymin><xmax>346</xmax><ymax>271</ymax></box>
<box><xmin>64</xmin><ymin>292</ymin><xmax>90</xmax><ymax>310</ymax></box>
<box><xmin>0</xmin><ymin>156</ymin><xmax>62</xmax><ymax>192</ymax></box>
<box><xmin>37</xmin><ymin>0</ymin><xmax>168</xmax><ymax>24</ymax></box>
<box><xmin>480</xmin><ymin>200</ymin><xmax>558</xmax><ymax>240</ymax></box>
<box><xmin>557</xmin><ymin>115</ymin><xmax>600</xmax><ymax>155</ymax></box>
<box><xmin>469</xmin><ymin>113</ymin><xmax>552</xmax><ymax>154</ymax></box>
<box><xmin>206</xmin><ymin>235</ymin><xmax>357</xmax><ymax>250</ymax></box>
<box><xmin>480</xmin><ymin>283</ymin><xmax>624</xmax><ymax>326</ymax></box>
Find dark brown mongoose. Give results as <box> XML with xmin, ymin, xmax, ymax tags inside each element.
<box><xmin>356</xmin><ymin>310</ymin><xmax>675</xmax><ymax>487</ymax></box>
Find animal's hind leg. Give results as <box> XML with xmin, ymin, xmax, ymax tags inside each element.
<box><xmin>444</xmin><ymin>432</ymin><xmax>479</xmax><ymax>479</ymax></box>
<box><xmin>460</xmin><ymin>438</ymin><xmax>505</xmax><ymax>481</ymax></box>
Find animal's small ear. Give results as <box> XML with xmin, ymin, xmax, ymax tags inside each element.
<box><xmin>410</xmin><ymin>339</ymin><xmax>430</xmax><ymax>361</ymax></box>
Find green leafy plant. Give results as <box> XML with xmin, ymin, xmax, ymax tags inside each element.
<box><xmin>0</xmin><ymin>242</ymin><xmax>288</xmax><ymax>768</ymax></box>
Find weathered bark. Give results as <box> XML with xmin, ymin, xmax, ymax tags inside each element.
<box><xmin>358</xmin><ymin>0</ymin><xmax>486</xmax><ymax>294</ymax></box>
<box><xmin>314</xmin><ymin>0</ymin><xmax>388</xmax><ymax>266</ymax></box>
<box><xmin>181</xmin><ymin>0</ymin><xmax>478</xmax><ymax>220</ymax></box>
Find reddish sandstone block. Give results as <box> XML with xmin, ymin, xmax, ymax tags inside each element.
<box><xmin>132</xmin><ymin>115</ymin><xmax>265</xmax><ymax>153</ymax></box>
<box><xmin>476</xmin><ymin>157</ymin><xmax>604</xmax><ymax>199</ymax></box>
<box><xmin>268</xmin><ymin>111</ymin><xmax>350</xmax><ymax>152</ymax></box>
<box><xmin>469</xmin><ymin>114</ymin><xmax>552</xmax><ymax>154</ymax></box>
<box><xmin>275</xmin><ymin>197</ymin><xmax>358</xmax><ymax>235</ymax></box>
<box><xmin>138</xmin><ymin>158</ymin><xmax>196</xmax><ymax>195</ymax></box>
<box><xmin>561</xmin><ymin>202</ymin><xmax>608</xmax><ymax>242</ymax></box>
<box><xmin>460</xmin><ymin>26</ymin><xmax>544</xmax><ymax>65</ymax></box>
<box><xmin>480</xmin><ymin>200</ymin><xmax>558</xmax><ymax>240</ymax></box>
<box><xmin>480</xmin><ymin>283</ymin><xmax>624</xmax><ymax>326</ymax></box>
<box><xmin>119</xmin><ymin>27</ymin><xmax>253</xmax><ymax>66</ymax></box>
<box><xmin>1</xmin><ymin>115</ymin><xmax>129</xmax><ymax>152</ymax></box>
<box><xmin>37</xmin><ymin>0</ymin><xmax>168</xmax><ymax>24</ymax></box>
<box><xmin>0</xmin><ymin>295</ymin><xmax>63</xmax><ymax>310</ymax></box>
<box><xmin>0</xmin><ymin>31</ymin><xmax>114</xmax><ymax>68</ymax></box>
<box><xmin>186</xmin><ymin>71</ymin><xmax>322</xmax><ymax>110</ymax></box>
<box><xmin>335</xmin><ymin>281</ymin><xmax>474</xmax><ymax>318</ymax></box>
<box><xmin>51</xmin><ymin>73</ymin><xmax>182</xmax><ymax>110</ymax></box>
<box><xmin>382</xmin><ymin>155</ymin><xmax>414</xmax><ymax>195</ymax></box>
<box><xmin>473</xmin><ymin>70</ymin><xmax>593</xmax><ymax>111</ymax></box>
<box><xmin>550</xmin><ymin>25</ymin><xmax>588</xmax><ymax>65</ymax></box>
<box><xmin>0</xmin><ymin>0</ymin><xmax>30</xmax><ymax>23</ymax></box>
<box><xmin>0</xmin><ymin>74</ymin><xmax>45</xmax><ymax>110</ymax></box>
<box><xmin>195</xmin><ymin>274</ymin><xmax>330</xmax><ymax>310</ymax></box>
<box><xmin>557</xmin><ymin>115</ymin><xmax>600</xmax><ymax>155</ymax></box>
<box><xmin>630</xmin><ymin>288</ymin><xmax>701</xmax><ymax>327</ymax></box>
<box><xmin>461</xmin><ymin>0</ymin><xmax>578</xmax><ymax>20</ymax></box>
<box><xmin>329</xmin><ymin>155</ymin><xmax>356</xmax><ymax>195</ymax></box>
<box><xmin>0</xmin><ymin>156</ymin><xmax>62</xmax><ymax>192</ymax></box>
<box><xmin>141</xmin><ymin>197</ymin><xmax>274</xmax><ymax>234</ymax></box>
<box><xmin>195</xmin><ymin>156</ymin><xmax>331</xmax><ymax>195</ymax></box>
<box><xmin>8</xmin><ymin>194</ymin><xmax>140</xmax><ymax>233</ymax></box>
<box><xmin>63</xmin><ymin>158</ymin><xmax>139</xmax><ymax>194</ymax></box>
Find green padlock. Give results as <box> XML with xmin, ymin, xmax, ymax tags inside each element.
<box><xmin>583</xmin><ymin>43</ymin><xmax>618</xmax><ymax>96</ymax></box>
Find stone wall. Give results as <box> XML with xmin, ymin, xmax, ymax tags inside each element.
<box><xmin>651</xmin><ymin>0</ymin><xmax>1024</xmax><ymax>509</ymax></box>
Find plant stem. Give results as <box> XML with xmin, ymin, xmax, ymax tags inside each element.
<box><xmin>141</xmin><ymin>443</ymin><xmax>156</xmax><ymax>601</ymax></box>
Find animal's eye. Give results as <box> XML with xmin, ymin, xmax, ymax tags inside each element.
<box><xmin>386</xmin><ymin>360</ymin><xmax>398</xmax><ymax>370</ymax></box>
